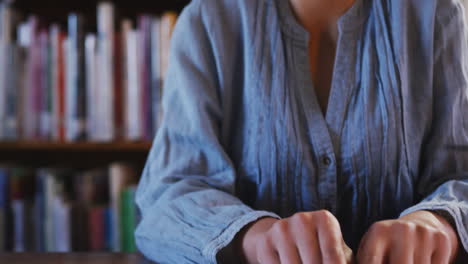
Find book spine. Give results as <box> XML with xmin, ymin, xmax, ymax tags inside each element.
<box><xmin>120</xmin><ymin>186</ymin><xmax>137</xmax><ymax>252</ymax></box>
<box><xmin>24</xmin><ymin>16</ymin><xmax>40</xmax><ymax>139</ymax></box>
<box><xmin>89</xmin><ymin>207</ymin><xmax>105</xmax><ymax>251</ymax></box>
<box><xmin>53</xmin><ymin>196</ymin><xmax>71</xmax><ymax>252</ymax></box>
<box><xmin>11</xmin><ymin>200</ymin><xmax>24</xmax><ymax>252</ymax></box>
<box><xmin>58</xmin><ymin>33</ymin><xmax>66</xmax><ymax>141</ymax></box>
<box><xmin>0</xmin><ymin>43</ymin><xmax>6</xmax><ymax>139</ymax></box>
<box><xmin>151</xmin><ymin>17</ymin><xmax>162</xmax><ymax>135</ymax></box>
<box><xmin>85</xmin><ymin>34</ymin><xmax>97</xmax><ymax>141</ymax></box>
<box><xmin>96</xmin><ymin>2</ymin><xmax>115</xmax><ymax>141</ymax></box>
<box><xmin>0</xmin><ymin>168</ymin><xmax>7</xmax><ymax>251</ymax></box>
<box><xmin>34</xmin><ymin>170</ymin><xmax>46</xmax><ymax>252</ymax></box>
<box><xmin>39</xmin><ymin>30</ymin><xmax>51</xmax><ymax>140</ymax></box>
<box><xmin>66</xmin><ymin>14</ymin><xmax>87</xmax><ymax>142</ymax></box>
<box><xmin>50</xmin><ymin>24</ymin><xmax>60</xmax><ymax>141</ymax></box>
<box><xmin>126</xmin><ymin>30</ymin><xmax>142</xmax><ymax>141</ymax></box>
<box><xmin>4</xmin><ymin>44</ymin><xmax>21</xmax><ymax>140</ymax></box>
<box><xmin>121</xmin><ymin>19</ymin><xmax>132</xmax><ymax>143</ymax></box>
<box><xmin>139</xmin><ymin>16</ymin><xmax>152</xmax><ymax>141</ymax></box>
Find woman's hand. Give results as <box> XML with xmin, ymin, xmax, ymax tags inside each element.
<box><xmin>238</xmin><ymin>210</ymin><xmax>353</xmax><ymax>264</ymax></box>
<box><xmin>357</xmin><ymin>210</ymin><xmax>459</xmax><ymax>264</ymax></box>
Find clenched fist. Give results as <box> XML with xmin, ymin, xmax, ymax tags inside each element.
<box><xmin>357</xmin><ymin>210</ymin><xmax>460</xmax><ymax>264</ymax></box>
<box><xmin>237</xmin><ymin>210</ymin><xmax>353</xmax><ymax>264</ymax></box>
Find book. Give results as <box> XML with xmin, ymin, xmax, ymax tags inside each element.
<box><xmin>151</xmin><ymin>17</ymin><xmax>162</xmax><ymax>133</ymax></box>
<box><xmin>125</xmin><ymin>29</ymin><xmax>143</xmax><ymax>141</ymax></box>
<box><xmin>0</xmin><ymin>168</ymin><xmax>8</xmax><ymax>251</ymax></box>
<box><xmin>34</xmin><ymin>170</ymin><xmax>46</xmax><ymax>252</ymax></box>
<box><xmin>0</xmin><ymin>163</ymin><xmax>140</xmax><ymax>252</ymax></box>
<box><xmin>96</xmin><ymin>2</ymin><xmax>115</xmax><ymax>141</ymax></box>
<box><xmin>120</xmin><ymin>186</ymin><xmax>137</xmax><ymax>252</ymax></box>
<box><xmin>85</xmin><ymin>33</ymin><xmax>98</xmax><ymax>141</ymax></box>
<box><xmin>0</xmin><ymin>3</ymin><xmax>179</xmax><ymax>143</ymax></box>
<box><xmin>89</xmin><ymin>206</ymin><xmax>105</xmax><ymax>251</ymax></box>
<box><xmin>109</xmin><ymin>162</ymin><xmax>137</xmax><ymax>251</ymax></box>
<box><xmin>121</xmin><ymin>19</ymin><xmax>132</xmax><ymax>142</ymax></box>
<box><xmin>139</xmin><ymin>15</ymin><xmax>153</xmax><ymax>141</ymax></box>
<box><xmin>50</xmin><ymin>24</ymin><xmax>66</xmax><ymax>142</ymax></box>
<box><xmin>39</xmin><ymin>30</ymin><xmax>51</xmax><ymax>139</ymax></box>
<box><xmin>23</xmin><ymin>16</ymin><xmax>40</xmax><ymax>139</ymax></box>
<box><xmin>66</xmin><ymin>13</ymin><xmax>87</xmax><ymax>141</ymax></box>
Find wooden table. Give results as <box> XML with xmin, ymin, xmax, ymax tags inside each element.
<box><xmin>0</xmin><ymin>253</ymin><xmax>157</xmax><ymax>264</ymax></box>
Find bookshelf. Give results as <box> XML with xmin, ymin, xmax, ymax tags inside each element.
<box><xmin>0</xmin><ymin>0</ymin><xmax>190</xmax><ymax>254</ymax></box>
<box><xmin>0</xmin><ymin>142</ymin><xmax>152</xmax><ymax>167</ymax></box>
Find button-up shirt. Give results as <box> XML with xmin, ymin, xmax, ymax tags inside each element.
<box><xmin>135</xmin><ymin>0</ymin><xmax>468</xmax><ymax>262</ymax></box>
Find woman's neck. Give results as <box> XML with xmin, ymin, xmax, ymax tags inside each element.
<box><xmin>288</xmin><ymin>0</ymin><xmax>356</xmax><ymax>34</ymax></box>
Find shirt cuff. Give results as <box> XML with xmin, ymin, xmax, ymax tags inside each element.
<box><xmin>202</xmin><ymin>210</ymin><xmax>281</xmax><ymax>264</ymax></box>
<box><xmin>399</xmin><ymin>202</ymin><xmax>468</xmax><ymax>253</ymax></box>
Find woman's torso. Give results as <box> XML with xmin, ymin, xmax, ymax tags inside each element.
<box><xmin>190</xmin><ymin>0</ymin><xmax>454</xmax><ymax>249</ymax></box>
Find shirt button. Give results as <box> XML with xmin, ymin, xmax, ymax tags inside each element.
<box><xmin>322</xmin><ymin>156</ymin><xmax>332</xmax><ymax>166</ymax></box>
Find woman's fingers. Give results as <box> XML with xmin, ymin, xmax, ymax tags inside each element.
<box><xmin>252</xmin><ymin>210</ymin><xmax>352</xmax><ymax>264</ymax></box>
<box><xmin>292</xmin><ymin>213</ymin><xmax>322</xmax><ymax>263</ymax></box>
<box><xmin>357</xmin><ymin>211</ymin><xmax>458</xmax><ymax>264</ymax></box>
<box><xmin>315</xmin><ymin>210</ymin><xmax>348</xmax><ymax>264</ymax></box>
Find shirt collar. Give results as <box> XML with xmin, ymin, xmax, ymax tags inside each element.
<box><xmin>275</xmin><ymin>0</ymin><xmax>370</xmax><ymax>44</ymax></box>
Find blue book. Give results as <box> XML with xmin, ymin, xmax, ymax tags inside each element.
<box><xmin>0</xmin><ymin>168</ymin><xmax>8</xmax><ymax>251</ymax></box>
<box><xmin>104</xmin><ymin>207</ymin><xmax>113</xmax><ymax>251</ymax></box>
<box><xmin>34</xmin><ymin>170</ymin><xmax>46</xmax><ymax>251</ymax></box>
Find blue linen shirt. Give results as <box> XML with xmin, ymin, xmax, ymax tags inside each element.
<box><xmin>135</xmin><ymin>0</ymin><xmax>468</xmax><ymax>262</ymax></box>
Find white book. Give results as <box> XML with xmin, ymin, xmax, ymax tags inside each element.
<box><xmin>126</xmin><ymin>30</ymin><xmax>142</xmax><ymax>140</ymax></box>
<box><xmin>53</xmin><ymin>196</ymin><xmax>71</xmax><ymax>252</ymax></box>
<box><xmin>96</xmin><ymin>2</ymin><xmax>115</xmax><ymax>141</ymax></box>
<box><xmin>85</xmin><ymin>34</ymin><xmax>98</xmax><ymax>141</ymax></box>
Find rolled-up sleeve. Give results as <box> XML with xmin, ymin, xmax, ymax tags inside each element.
<box><xmin>134</xmin><ymin>1</ymin><xmax>279</xmax><ymax>263</ymax></box>
<box><xmin>400</xmin><ymin>1</ymin><xmax>468</xmax><ymax>254</ymax></box>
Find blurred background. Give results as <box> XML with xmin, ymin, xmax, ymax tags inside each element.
<box><xmin>0</xmin><ymin>0</ymin><xmax>189</xmax><ymax>254</ymax></box>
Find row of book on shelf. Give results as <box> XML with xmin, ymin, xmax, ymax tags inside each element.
<box><xmin>0</xmin><ymin>162</ymin><xmax>140</xmax><ymax>252</ymax></box>
<box><xmin>0</xmin><ymin>2</ymin><xmax>178</xmax><ymax>143</ymax></box>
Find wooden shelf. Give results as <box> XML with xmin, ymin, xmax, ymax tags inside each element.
<box><xmin>11</xmin><ymin>0</ymin><xmax>190</xmax><ymax>32</ymax></box>
<box><xmin>0</xmin><ymin>141</ymin><xmax>152</xmax><ymax>167</ymax></box>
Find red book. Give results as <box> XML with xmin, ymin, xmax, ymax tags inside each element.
<box><xmin>88</xmin><ymin>206</ymin><xmax>105</xmax><ymax>251</ymax></box>
<box><xmin>58</xmin><ymin>32</ymin><xmax>66</xmax><ymax>142</ymax></box>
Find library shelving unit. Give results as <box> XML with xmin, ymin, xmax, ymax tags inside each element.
<box><xmin>0</xmin><ymin>0</ymin><xmax>191</xmax><ymax>254</ymax></box>
<box><xmin>0</xmin><ymin>141</ymin><xmax>152</xmax><ymax>167</ymax></box>
<box><xmin>0</xmin><ymin>0</ymin><xmax>190</xmax><ymax>167</ymax></box>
